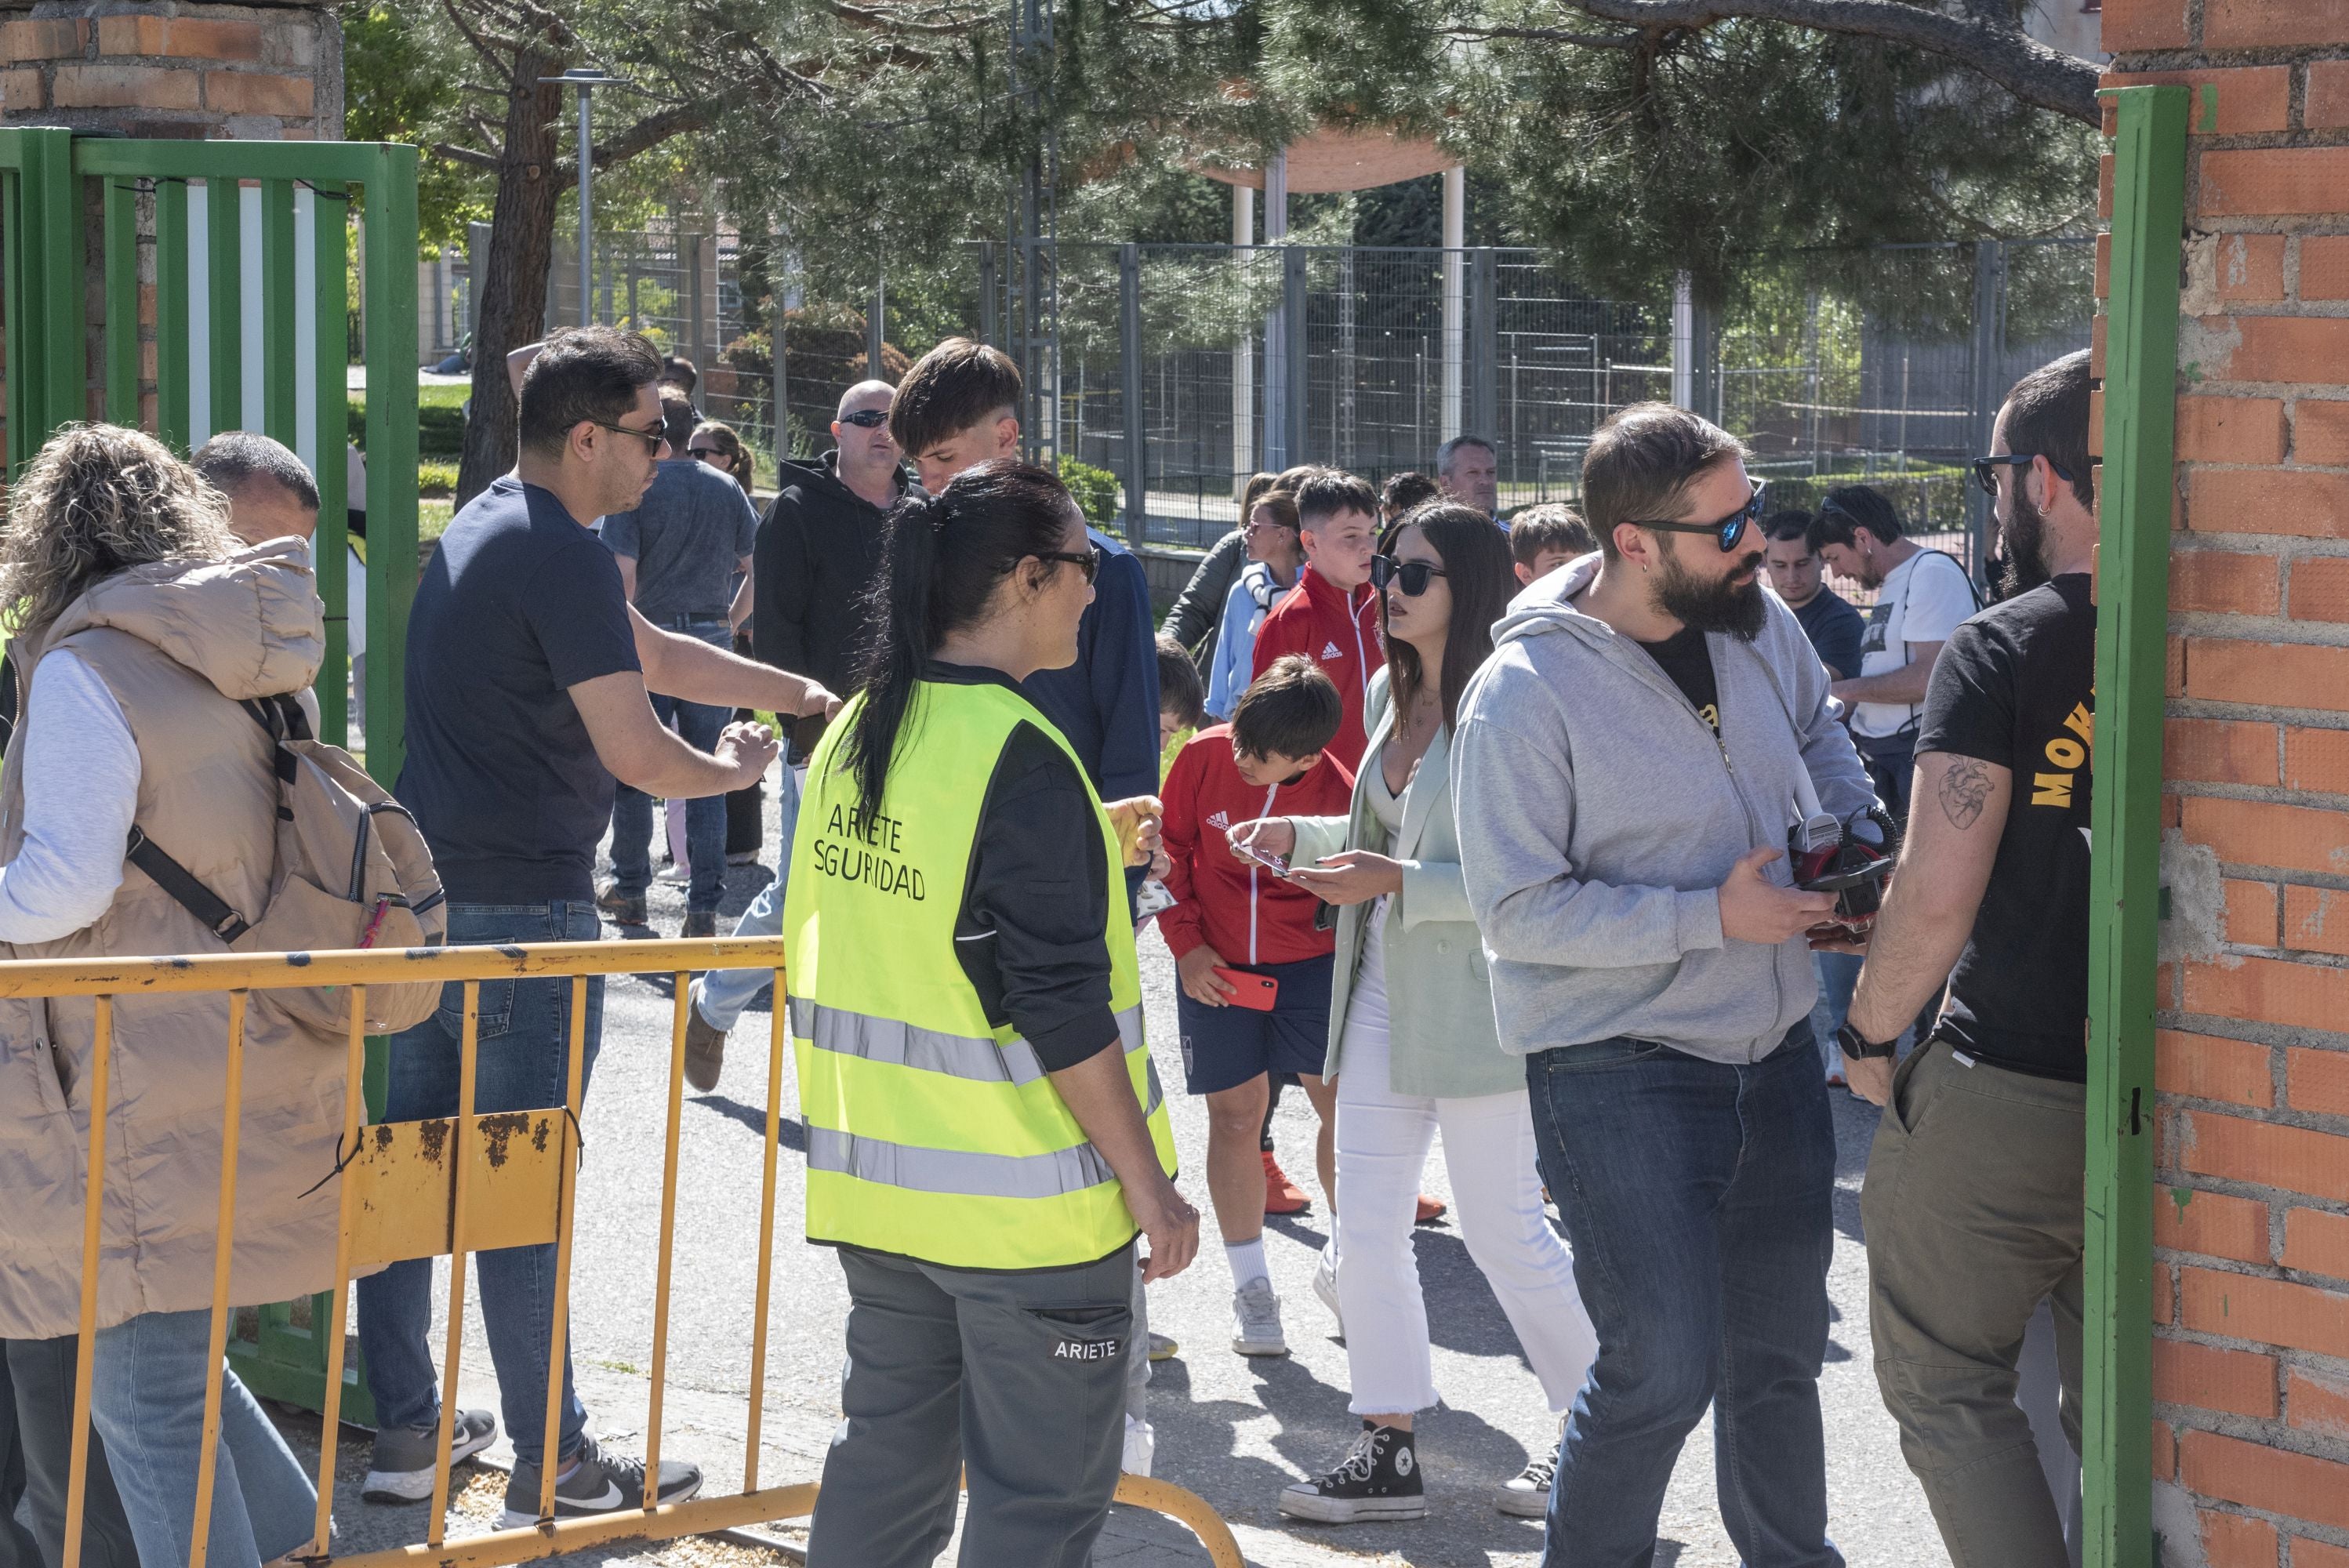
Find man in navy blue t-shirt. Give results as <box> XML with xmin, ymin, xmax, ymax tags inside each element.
<box><xmin>359</xmin><ymin>327</ymin><xmax>837</xmax><ymax>1526</ymax></box>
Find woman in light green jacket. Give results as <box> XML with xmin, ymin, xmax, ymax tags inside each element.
<box><xmin>1230</xmin><ymin>504</ymin><xmax>1596</xmax><ymax>1527</ymax></box>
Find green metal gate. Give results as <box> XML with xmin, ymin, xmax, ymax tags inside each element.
<box><xmin>2084</xmin><ymin>83</ymin><xmax>2188</xmax><ymax>1568</ymax></box>
<box><xmin>0</xmin><ymin>127</ymin><xmax>421</xmax><ymax>1422</ymax></box>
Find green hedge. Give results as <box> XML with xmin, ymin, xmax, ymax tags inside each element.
<box><xmin>347</xmin><ymin>384</ymin><xmax>468</xmax><ymax>459</ymax></box>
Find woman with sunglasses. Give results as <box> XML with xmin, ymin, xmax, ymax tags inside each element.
<box><xmin>685</xmin><ymin>420</ymin><xmax>756</xmax><ymax>489</ymax></box>
<box><xmin>785</xmin><ymin>458</ymin><xmax>1196</xmax><ymax>1568</ymax></box>
<box><xmin>1230</xmin><ymin>503</ymin><xmax>1598</xmax><ymax>1526</ymax></box>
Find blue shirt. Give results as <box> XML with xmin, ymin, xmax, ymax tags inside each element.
<box><xmin>398</xmin><ymin>477</ymin><xmax>642</xmax><ymax>902</ymax></box>
<box><xmin>1021</xmin><ymin>528</ymin><xmax>1160</xmax><ymax>807</ymax></box>
<box><xmin>601</xmin><ymin>459</ymin><xmax>759</xmax><ymax>623</ymax></box>
<box><xmin>1792</xmin><ymin>586</ymin><xmax>1867</xmax><ymax>684</ymax></box>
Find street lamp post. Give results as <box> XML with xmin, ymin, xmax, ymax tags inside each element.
<box><xmin>541</xmin><ymin>66</ymin><xmax>627</xmax><ymax>328</ymax></box>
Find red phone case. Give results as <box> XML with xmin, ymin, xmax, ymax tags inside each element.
<box><xmin>1213</xmin><ymin>967</ymin><xmax>1280</xmax><ymax>1011</ymax></box>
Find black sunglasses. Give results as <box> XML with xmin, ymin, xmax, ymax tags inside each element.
<box><xmin>1970</xmin><ymin>453</ymin><xmax>2072</xmax><ymax>497</ymax></box>
<box><xmin>1036</xmin><ymin>544</ymin><xmax>1101</xmax><ymax>584</ymax></box>
<box><xmin>1632</xmin><ymin>482</ymin><xmax>1767</xmax><ymax>553</ymax></box>
<box><xmin>838</xmin><ymin>408</ymin><xmax>891</xmax><ymax>428</ymax></box>
<box><xmin>1370</xmin><ymin>554</ymin><xmax>1447</xmax><ymax>597</ymax></box>
<box><xmin>590</xmin><ymin>418</ymin><xmax>666</xmax><ymax>456</ymax></box>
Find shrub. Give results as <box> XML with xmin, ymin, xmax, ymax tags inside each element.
<box><xmin>1056</xmin><ymin>454</ymin><xmax>1120</xmax><ymax>528</ymax></box>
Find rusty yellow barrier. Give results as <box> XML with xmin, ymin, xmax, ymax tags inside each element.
<box><xmin>5</xmin><ymin>938</ymin><xmax>1242</xmax><ymax>1568</ymax></box>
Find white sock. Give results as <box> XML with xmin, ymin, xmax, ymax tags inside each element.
<box><xmin>1225</xmin><ymin>1237</ymin><xmax>1270</xmax><ymax>1290</ymax></box>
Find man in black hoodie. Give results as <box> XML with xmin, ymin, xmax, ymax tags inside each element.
<box><xmin>689</xmin><ymin>379</ymin><xmax>913</xmax><ymax>1091</ymax></box>
<box><xmin>750</xmin><ymin>379</ymin><xmax>911</xmax><ymax>751</ymax></box>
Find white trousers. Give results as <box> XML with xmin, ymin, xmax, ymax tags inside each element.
<box><xmin>1332</xmin><ymin>924</ymin><xmax>1599</xmax><ymax>1417</ymax></box>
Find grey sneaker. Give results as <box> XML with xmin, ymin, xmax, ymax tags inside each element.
<box><xmin>501</xmin><ymin>1434</ymin><xmax>702</xmax><ymax>1528</ymax></box>
<box><xmin>362</xmin><ymin>1409</ymin><xmax>496</xmax><ymax>1503</ymax></box>
<box><xmin>1496</xmin><ymin>1416</ymin><xmax>1564</xmax><ymax>1518</ymax></box>
<box><xmin>684</xmin><ymin>1007</ymin><xmax>727</xmax><ymax>1093</ymax></box>
<box><xmin>1232</xmin><ymin>1276</ymin><xmax>1288</xmax><ymax>1357</ymax></box>
<box><xmin>1312</xmin><ymin>1243</ymin><xmax>1344</xmax><ymax>1338</ymax></box>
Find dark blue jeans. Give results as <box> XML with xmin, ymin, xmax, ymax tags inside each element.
<box><xmin>355</xmin><ymin>900</ymin><xmax>604</xmax><ymax>1467</ymax></box>
<box><xmin>1527</xmin><ymin>1026</ymin><xmax>1843</xmax><ymax>1568</ymax></box>
<box><xmin>610</xmin><ymin>617</ymin><xmax>733</xmax><ymax>914</ymax></box>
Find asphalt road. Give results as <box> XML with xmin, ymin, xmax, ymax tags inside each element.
<box><xmin>356</xmin><ymin>779</ymin><xmax>1948</xmax><ymax>1567</ymax></box>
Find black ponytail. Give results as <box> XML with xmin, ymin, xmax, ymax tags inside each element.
<box><xmin>843</xmin><ymin>459</ymin><xmax>1082</xmax><ymax>821</ymax></box>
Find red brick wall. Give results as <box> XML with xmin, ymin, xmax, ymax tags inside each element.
<box><xmin>0</xmin><ymin>2</ymin><xmax>342</xmax><ymax>140</ymax></box>
<box><xmin>2104</xmin><ymin>2</ymin><xmax>2349</xmax><ymax>1563</ymax></box>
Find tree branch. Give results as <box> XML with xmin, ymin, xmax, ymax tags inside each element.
<box><xmin>830</xmin><ymin>0</ymin><xmax>986</xmax><ymax>35</ymax></box>
<box><xmin>1487</xmin><ymin>0</ymin><xmax>2100</xmax><ymax>124</ymax></box>
<box><xmin>430</xmin><ymin>140</ymin><xmax>504</xmax><ymax>171</ymax></box>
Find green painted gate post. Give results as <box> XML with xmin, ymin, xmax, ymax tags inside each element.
<box><xmin>2084</xmin><ymin>82</ymin><xmax>2188</xmax><ymax>1568</ymax></box>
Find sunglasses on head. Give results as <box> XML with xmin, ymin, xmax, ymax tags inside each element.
<box><xmin>1634</xmin><ymin>481</ymin><xmax>1767</xmax><ymax>553</ymax></box>
<box><xmin>1969</xmin><ymin>453</ymin><xmax>2072</xmax><ymax>497</ymax></box>
<box><xmin>838</xmin><ymin>408</ymin><xmax>891</xmax><ymax>429</ymax></box>
<box><xmin>1035</xmin><ymin>543</ymin><xmax>1101</xmax><ymax>584</ymax></box>
<box><xmin>1369</xmin><ymin>554</ymin><xmax>1447</xmax><ymax>596</ymax></box>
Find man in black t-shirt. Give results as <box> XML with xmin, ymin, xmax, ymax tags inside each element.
<box><xmin>1834</xmin><ymin>350</ymin><xmax>2097</xmax><ymax>1567</ymax></box>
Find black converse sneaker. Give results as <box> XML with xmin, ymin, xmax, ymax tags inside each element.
<box><xmin>1495</xmin><ymin>1415</ymin><xmax>1563</xmax><ymax>1517</ymax></box>
<box><xmin>1278</xmin><ymin>1421</ymin><xmax>1427</xmax><ymax>1523</ymax></box>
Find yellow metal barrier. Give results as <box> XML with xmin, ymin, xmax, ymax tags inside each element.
<box><xmin>8</xmin><ymin>938</ymin><xmax>1241</xmax><ymax>1568</ymax></box>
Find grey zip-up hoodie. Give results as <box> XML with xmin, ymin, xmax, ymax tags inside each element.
<box><xmin>1450</xmin><ymin>553</ymin><xmax>1878</xmax><ymax>1065</ymax></box>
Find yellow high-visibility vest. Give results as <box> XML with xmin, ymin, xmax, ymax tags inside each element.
<box><xmin>783</xmin><ymin>677</ymin><xmax>1176</xmax><ymax>1271</ymax></box>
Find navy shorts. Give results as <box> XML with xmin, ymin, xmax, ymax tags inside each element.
<box><xmin>1177</xmin><ymin>953</ymin><xmax>1333</xmax><ymax>1095</ymax></box>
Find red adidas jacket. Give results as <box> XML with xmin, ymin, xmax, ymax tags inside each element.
<box><xmin>1251</xmin><ymin>564</ymin><xmax>1385</xmax><ymax>773</ymax></box>
<box><xmin>1158</xmin><ymin>724</ymin><xmax>1356</xmax><ymax>967</ymax></box>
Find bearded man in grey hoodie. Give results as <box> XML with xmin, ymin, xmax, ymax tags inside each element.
<box><xmin>1452</xmin><ymin>403</ymin><xmax>1877</xmax><ymax>1568</ymax></box>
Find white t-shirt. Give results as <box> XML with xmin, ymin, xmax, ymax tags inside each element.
<box><xmin>1848</xmin><ymin>549</ymin><xmax>1977</xmax><ymax>739</ymax></box>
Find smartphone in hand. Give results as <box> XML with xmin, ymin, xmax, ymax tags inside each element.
<box><xmin>1211</xmin><ymin>968</ymin><xmax>1280</xmax><ymax>1011</ymax></box>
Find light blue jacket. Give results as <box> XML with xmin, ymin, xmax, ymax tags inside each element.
<box><xmin>1289</xmin><ymin>669</ymin><xmax>1522</xmax><ymax>1099</ymax></box>
<box><xmin>1204</xmin><ymin>562</ymin><xmax>1289</xmax><ymax>719</ymax></box>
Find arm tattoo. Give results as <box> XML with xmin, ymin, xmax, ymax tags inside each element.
<box><xmin>1937</xmin><ymin>757</ymin><xmax>1994</xmax><ymax>831</ymax></box>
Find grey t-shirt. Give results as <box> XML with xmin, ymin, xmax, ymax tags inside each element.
<box><xmin>601</xmin><ymin>459</ymin><xmax>759</xmax><ymax>622</ymax></box>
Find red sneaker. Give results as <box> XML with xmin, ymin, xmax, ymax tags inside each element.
<box><xmin>1414</xmin><ymin>1193</ymin><xmax>1447</xmax><ymax>1225</ymax></box>
<box><xmin>1263</xmin><ymin>1150</ymin><xmax>1309</xmax><ymax>1215</ymax></box>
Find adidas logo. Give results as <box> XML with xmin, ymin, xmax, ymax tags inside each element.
<box><xmin>1320</xmin><ymin>641</ymin><xmax>1344</xmax><ymax>660</ymax></box>
<box><xmin>1207</xmin><ymin>810</ymin><xmax>1229</xmax><ymax>830</ymax></box>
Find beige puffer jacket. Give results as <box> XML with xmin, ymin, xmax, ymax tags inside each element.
<box><xmin>0</xmin><ymin>541</ymin><xmax>350</xmax><ymax>1341</ymax></box>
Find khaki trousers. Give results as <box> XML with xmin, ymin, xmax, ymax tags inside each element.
<box><xmin>1861</xmin><ymin>1040</ymin><xmax>2085</xmax><ymax>1568</ymax></box>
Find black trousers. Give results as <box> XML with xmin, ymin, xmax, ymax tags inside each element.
<box><xmin>1</xmin><ymin>1338</ymin><xmax>142</xmax><ymax>1568</ymax></box>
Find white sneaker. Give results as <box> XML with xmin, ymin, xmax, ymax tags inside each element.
<box><xmin>1496</xmin><ymin>1415</ymin><xmax>1565</xmax><ymax>1518</ymax></box>
<box><xmin>1232</xmin><ymin>1276</ymin><xmax>1289</xmax><ymax>1356</ymax></box>
<box><xmin>1313</xmin><ymin>1243</ymin><xmax>1344</xmax><ymax>1338</ymax></box>
<box><xmin>1122</xmin><ymin>1413</ymin><xmax>1156</xmax><ymax>1476</ymax></box>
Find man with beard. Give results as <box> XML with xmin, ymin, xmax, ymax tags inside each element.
<box><xmin>1834</xmin><ymin>350</ymin><xmax>2097</xmax><ymax>1567</ymax></box>
<box><xmin>1451</xmin><ymin>403</ymin><xmax>1874</xmax><ymax>1567</ymax></box>
<box><xmin>1806</xmin><ymin>487</ymin><xmax>1978</xmax><ymax>821</ymax></box>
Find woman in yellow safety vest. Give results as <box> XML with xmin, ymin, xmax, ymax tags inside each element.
<box><xmin>784</xmin><ymin>457</ymin><xmax>1197</xmax><ymax>1568</ymax></box>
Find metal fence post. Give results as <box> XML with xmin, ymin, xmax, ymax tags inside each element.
<box><xmin>772</xmin><ymin>229</ymin><xmax>791</xmax><ymax>464</ymax></box>
<box><xmin>868</xmin><ymin>270</ymin><xmax>885</xmax><ymax>379</ymax></box>
<box><xmin>978</xmin><ymin>241</ymin><xmax>998</xmax><ymax>344</ymax></box>
<box><xmin>1283</xmin><ymin>246</ymin><xmax>1307</xmax><ymax>468</ymax></box>
<box><xmin>1967</xmin><ymin>238</ymin><xmax>2010</xmax><ymax>583</ymax></box>
<box><xmin>1119</xmin><ymin>242</ymin><xmax>1146</xmax><ymax>540</ymax></box>
<box><xmin>1469</xmin><ymin>247</ymin><xmax>1498</xmax><ymax>448</ymax></box>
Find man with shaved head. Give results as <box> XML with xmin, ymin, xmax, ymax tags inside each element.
<box><xmin>692</xmin><ymin>379</ymin><xmax>914</xmax><ymax>1089</ymax></box>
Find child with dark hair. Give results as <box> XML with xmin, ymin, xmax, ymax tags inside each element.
<box><xmin>1156</xmin><ymin>632</ymin><xmax>1207</xmax><ymax>750</ymax></box>
<box><xmin>1157</xmin><ymin>655</ymin><xmax>1356</xmax><ymax>1359</ymax></box>
<box><xmin>1380</xmin><ymin>470</ymin><xmax>1440</xmax><ymax>522</ymax></box>
<box><xmin>1507</xmin><ymin>503</ymin><xmax>1597</xmax><ymax>586</ymax></box>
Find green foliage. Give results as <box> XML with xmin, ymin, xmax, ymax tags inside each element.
<box><xmin>348</xmin><ymin>385</ymin><xmax>467</xmax><ymax>459</ymax></box>
<box><xmin>339</xmin><ymin>0</ymin><xmax>490</xmax><ymax>252</ymax></box>
<box><xmin>418</xmin><ymin>459</ymin><xmax>459</xmax><ymax>495</ymax></box>
<box><xmin>1258</xmin><ymin>2</ymin><xmax>2098</xmax><ymax>310</ymax></box>
<box><xmin>1056</xmin><ymin>454</ymin><xmax>1120</xmax><ymax>526</ymax></box>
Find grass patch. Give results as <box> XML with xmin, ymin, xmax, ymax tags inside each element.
<box><xmin>349</xmin><ymin>383</ymin><xmax>467</xmax><ymax>459</ymax></box>
<box><xmin>420</xmin><ymin>497</ymin><xmax>455</xmax><ymax>541</ymax></box>
<box><xmin>418</xmin><ymin>459</ymin><xmax>458</xmax><ymax>495</ymax></box>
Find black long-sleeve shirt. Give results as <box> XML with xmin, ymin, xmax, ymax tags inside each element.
<box><xmin>932</xmin><ymin>662</ymin><xmax>1122</xmax><ymax>1073</ymax></box>
<box><xmin>751</xmin><ymin>453</ymin><xmax>910</xmax><ymax>757</ymax></box>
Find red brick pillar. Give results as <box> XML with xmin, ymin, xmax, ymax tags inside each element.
<box><xmin>2100</xmin><ymin>2</ymin><xmax>2349</xmax><ymax>1563</ymax></box>
<box><xmin>0</xmin><ymin>1</ymin><xmax>341</xmax><ymax>139</ymax></box>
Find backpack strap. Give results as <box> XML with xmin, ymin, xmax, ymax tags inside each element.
<box><xmin>124</xmin><ymin>827</ymin><xmax>250</xmax><ymax>942</ymax></box>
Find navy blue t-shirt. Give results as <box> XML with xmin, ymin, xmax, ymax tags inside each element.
<box><xmin>1793</xmin><ymin>586</ymin><xmax>1867</xmax><ymax>684</ymax></box>
<box><xmin>398</xmin><ymin>477</ymin><xmax>642</xmax><ymax>902</ymax></box>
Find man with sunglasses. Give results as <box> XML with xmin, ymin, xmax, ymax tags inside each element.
<box><xmin>597</xmin><ymin>390</ymin><xmax>763</xmax><ymax>938</ymax></box>
<box><xmin>1806</xmin><ymin>487</ymin><xmax>1979</xmax><ymax>822</ymax></box>
<box><xmin>1837</xmin><ymin>350</ymin><xmax>2099</xmax><ymax>1568</ymax></box>
<box><xmin>1452</xmin><ymin>401</ymin><xmax>1873</xmax><ymax>1568</ymax></box>
<box><xmin>369</xmin><ymin>327</ymin><xmax>837</xmax><ymax>1526</ymax></box>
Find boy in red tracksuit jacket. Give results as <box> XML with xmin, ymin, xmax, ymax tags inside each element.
<box><xmin>1252</xmin><ymin>469</ymin><xmax>1385</xmax><ymax>772</ymax></box>
<box><xmin>1160</xmin><ymin>655</ymin><xmax>1354</xmax><ymax>1358</ymax></box>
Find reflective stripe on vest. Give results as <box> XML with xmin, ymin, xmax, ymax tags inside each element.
<box><xmin>783</xmin><ymin>678</ymin><xmax>1178</xmax><ymax>1272</ymax></box>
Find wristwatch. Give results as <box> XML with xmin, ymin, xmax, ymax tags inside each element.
<box><xmin>1835</xmin><ymin>1022</ymin><xmax>1897</xmax><ymax>1061</ymax></box>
